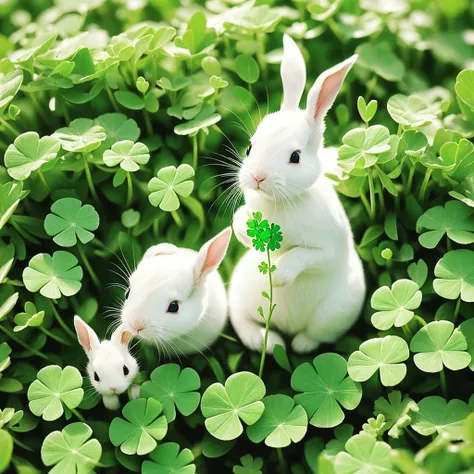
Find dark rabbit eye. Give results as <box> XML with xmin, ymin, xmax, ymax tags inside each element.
<box><xmin>167</xmin><ymin>301</ymin><xmax>180</xmax><ymax>313</ymax></box>
<box><xmin>290</xmin><ymin>150</ymin><xmax>300</xmax><ymax>164</ymax></box>
<box><xmin>93</xmin><ymin>372</ymin><xmax>100</xmax><ymax>382</ymax></box>
<box><xmin>123</xmin><ymin>365</ymin><xmax>129</xmax><ymax>376</ymax></box>
<box><xmin>245</xmin><ymin>144</ymin><xmax>252</xmax><ymax>156</ymax></box>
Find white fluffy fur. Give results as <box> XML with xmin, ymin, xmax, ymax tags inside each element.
<box><xmin>120</xmin><ymin>228</ymin><xmax>231</xmax><ymax>356</ymax></box>
<box><xmin>229</xmin><ymin>35</ymin><xmax>365</xmax><ymax>354</ymax></box>
<box><xmin>74</xmin><ymin>316</ymin><xmax>139</xmax><ymax>410</ymax></box>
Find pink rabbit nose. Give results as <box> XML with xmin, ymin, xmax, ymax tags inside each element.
<box><xmin>110</xmin><ymin>387</ymin><xmax>117</xmax><ymax>392</ymax></box>
<box><xmin>253</xmin><ymin>174</ymin><xmax>266</xmax><ymax>188</ymax></box>
<box><xmin>134</xmin><ymin>324</ymin><xmax>144</xmax><ymax>334</ymax></box>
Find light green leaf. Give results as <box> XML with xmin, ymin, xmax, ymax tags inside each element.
<box><xmin>103</xmin><ymin>140</ymin><xmax>150</xmax><ymax>172</ymax></box>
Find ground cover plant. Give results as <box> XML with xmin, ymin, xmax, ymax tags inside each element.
<box><xmin>0</xmin><ymin>0</ymin><xmax>474</xmax><ymax>472</ymax></box>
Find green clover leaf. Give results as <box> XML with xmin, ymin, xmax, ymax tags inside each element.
<box><xmin>142</xmin><ymin>442</ymin><xmax>196</xmax><ymax>474</ymax></box>
<box><xmin>246</xmin><ymin>394</ymin><xmax>308</xmax><ymax>448</ymax></box>
<box><xmin>13</xmin><ymin>301</ymin><xmax>44</xmax><ymax>332</ymax></box>
<box><xmin>410</xmin><ymin>320</ymin><xmax>471</xmax><ymax>373</ymax></box>
<box><xmin>140</xmin><ymin>363</ymin><xmax>201</xmax><ymax>422</ymax></box>
<box><xmin>417</xmin><ymin>201</ymin><xmax>474</xmax><ymax>249</ymax></box>
<box><xmin>356</xmin><ymin>42</ymin><xmax>405</xmax><ymax>82</ymax></box>
<box><xmin>233</xmin><ymin>454</ymin><xmax>263</xmax><ymax>474</ymax></box>
<box><xmin>348</xmin><ymin>336</ymin><xmax>409</xmax><ymax>387</ymax></box>
<box><xmin>441</xmin><ymin>139</ymin><xmax>474</xmax><ymax>183</ymax></box>
<box><xmin>94</xmin><ymin>113</ymin><xmax>140</xmax><ymax>152</ymax></box>
<box><xmin>357</xmin><ymin>96</ymin><xmax>378</xmax><ymax>124</ymax></box>
<box><xmin>374</xmin><ymin>391</ymin><xmax>419</xmax><ymax>439</ymax></box>
<box><xmin>103</xmin><ymin>140</ymin><xmax>150</xmax><ymax>172</ymax></box>
<box><xmin>362</xmin><ymin>414</ymin><xmax>389</xmax><ymax>438</ymax></box>
<box><xmin>0</xmin><ymin>68</ymin><xmax>23</xmax><ymax>114</ymax></box>
<box><xmin>109</xmin><ymin>398</ymin><xmax>167</xmax><ymax>456</ymax></box>
<box><xmin>459</xmin><ymin>319</ymin><xmax>474</xmax><ymax>371</ymax></box>
<box><xmin>450</xmin><ymin>177</ymin><xmax>474</xmax><ymax>209</ymax></box>
<box><xmin>53</xmin><ymin>118</ymin><xmax>106</xmax><ymax>153</ymax></box>
<box><xmin>201</xmin><ymin>371</ymin><xmax>265</xmax><ymax>441</ymax></box>
<box><xmin>370</xmin><ymin>279</ymin><xmax>422</xmax><ymax>330</ymax></box>
<box><xmin>27</xmin><ymin>365</ymin><xmax>84</xmax><ymax>421</ymax></box>
<box><xmin>291</xmin><ymin>353</ymin><xmax>362</xmax><ymax>428</ymax></box>
<box><xmin>455</xmin><ymin>69</ymin><xmax>474</xmax><ymax>112</ymax></box>
<box><xmin>0</xmin><ymin>181</ymin><xmax>23</xmax><ymax>231</ymax></box>
<box><xmin>411</xmin><ymin>396</ymin><xmax>470</xmax><ymax>440</ymax></box>
<box><xmin>234</xmin><ymin>55</ymin><xmax>260</xmax><ymax>84</ymax></box>
<box><xmin>148</xmin><ymin>164</ymin><xmax>195</xmax><ymax>212</ymax></box>
<box><xmin>433</xmin><ymin>250</ymin><xmax>474</xmax><ymax>302</ymax></box>
<box><xmin>335</xmin><ymin>432</ymin><xmax>397</xmax><ymax>474</ymax></box>
<box><xmin>22</xmin><ymin>251</ymin><xmax>83</xmax><ymax>299</ymax></box>
<box><xmin>387</xmin><ymin>94</ymin><xmax>438</xmax><ymax>127</ymax></box>
<box><xmin>338</xmin><ymin>125</ymin><xmax>391</xmax><ymax>173</ymax></box>
<box><xmin>174</xmin><ymin>112</ymin><xmax>222</xmax><ymax>136</ymax></box>
<box><xmin>0</xmin><ymin>429</ymin><xmax>13</xmax><ymax>473</ymax></box>
<box><xmin>41</xmin><ymin>422</ymin><xmax>101</xmax><ymax>474</ymax></box>
<box><xmin>4</xmin><ymin>132</ymin><xmax>60</xmax><ymax>181</ymax></box>
<box><xmin>44</xmin><ymin>198</ymin><xmax>100</xmax><ymax>247</ymax></box>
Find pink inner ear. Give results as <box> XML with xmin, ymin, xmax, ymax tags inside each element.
<box><xmin>314</xmin><ymin>66</ymin><xmax>349</xmax><ymax>120</ymax></box>
<box><xmin>76</xmin><ymin>322</ymin><xmax>92</xmax><ymax>351</ymax></box>
<box><xmin>121</xmin><ymin>331</ymin><xmax>132</xmax><ymax>345</ymax></box>
<box><xmin>200</xmin><ymin>229</ymin><xmax>231</xmax><ymax>277</ymax></box>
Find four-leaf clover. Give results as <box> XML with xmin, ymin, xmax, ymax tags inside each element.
<box><xmin>22</xmin><ymin>251</ymin><xmax>83</xmax><ymax>299</ymax></box>
<box><xmin>370</xmin><ymin>279</ymin><xmax>422</xmax><ymax>330</ymax></box>
<box><xmin>28</xmin><ymin>365</ymin><xmax>84</xmax><ymax>421</ymax></box>
<box><xmin>44</xmin><ymin>198</ymin><xmax>100</xmax><ymax>247</ymax></box>
<box><xmin>348</xmin><ymin>336</ymin><xmax>409</xmax><ymax>387</ymax></box>
<box><xmin>291</xmin><ymin>353</ymin><xmax>362</xmax><ymax>428</ymax></box>
<box><xmin>410</xmin><ymin>320</ymin><xmax>471</xmax><ymax>373</ymax></box>
<box><xmin>109</xmin><ymin>398</ymin><xmax>168</xmax><ymax>455</ymax></box>
<box><xmin>103</xmin><ymin>140</ymin><xmax>150</xmax><ymax>172</ymax></box>
<box><xmin>201</xmin><ymin>371</ymin><xmax>265</xmax><ymax>441</ymax></box>
<box><xmin>41</xmin><ymin>422</ymin><xmax>101</xmax><ymax>474</ymax></box>
<box><xmin>4</xmin><ymin>132</ymin><xmax>60</xmax><ymax>181</ymax></box>
<box><xmin>148</xmin><ymin>164</ymin><xmax>195</xmax><ymax>212</ymax></box>
<box><xmin>246</xmin><ymin>394</ymin><xmax>308</xmax><ymax>448</ymax></box>
<box><xmin>140</xmin><ymin>363</ymin><xmax>201</xmax><ymax>422</ymax></box>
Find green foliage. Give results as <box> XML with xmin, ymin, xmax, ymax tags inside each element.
<box><xmin>1</xmin><ymin>0</ymin><xmax>474</xmax><ymax>472</ymax></box>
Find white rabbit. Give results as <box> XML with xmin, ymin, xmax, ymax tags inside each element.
<box><xmin>229</xmin><ymin>35</ymin><xmax>366</xmax><ymax>354</ymax></box>
<box><xmin>74</xmin><ymin>315</ymin><xmax>139</xmax><ymax>410</ymax></box>
<box><xmin>120</xmin><ymin>228</ymin><xmax>231</xmax><ymax>356</ymax></box>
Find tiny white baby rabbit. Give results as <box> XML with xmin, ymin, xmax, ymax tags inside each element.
<box><xmin>74</xmin><ymin>315</ymin><xmax>139</xmax><ymax>410</ymax></box>
<box><xmin>120</xmin><ymin>228</ymin><xmax>231</xmax><ymax>356</ymax></box>
<box><xmin>229</xmin><ymin>35</ymin><xmax>366</xmax><ymax>354</ymax></box>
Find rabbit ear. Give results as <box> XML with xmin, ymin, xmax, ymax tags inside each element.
<box><xmin>111</xmin><ymin>324</ymin><xmax>133</xmax><ymax>346</ymax></box>
<box><xmin>74</xmin><ymin>315</ymin><xmax>100</xmax><ymax>353</ymax></box>
<box><xmin>280</xmin><ymin>34</ymin><xmax>306</xmax><ymax>111</ymax></box>
<box><xmin>306</xmin><ymin>55</ymin><xmax>358</xmax><ymax>124</ymax></box>
<box><xmin>195</xmin><ymin>227</ymin><xmax>232</xmax><ymax>280</ymax></box>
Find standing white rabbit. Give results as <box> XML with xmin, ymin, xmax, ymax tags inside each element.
<box><xmin>229</xmin><ymin>35</ymin><xmax>366</xmax><ymax>354</ymax></box>
<box><xmin>74</xmin><ymin>315</ymin><xmax>139</xmax><ymax>410</ymax></box>
<box><xmin>120</xmin><ymin>228</ymin><xmax>231</xmax><ymax>356</ymax></box>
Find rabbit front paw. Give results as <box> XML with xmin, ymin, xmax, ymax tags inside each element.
<box><xmin>103</xmin><ymin>394</ymin><xmax>120</xmax><ymax>410</ymax></box>
<box><xmin>272</xmin><ymin>266</ymin><xmax>297</xmax><ymax>287</ymax></box>
<box><xmin>292</xmin><ymin>333</ymin><xmax>320</xmax><ymax>354</ymax></box>
<box><xmin>259</xmin><ymin>328</ymin><xmax>286</xmax><ymax>353</ymax></box>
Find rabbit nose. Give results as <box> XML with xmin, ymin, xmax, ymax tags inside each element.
<box><xmin>253</xmin><ymin>174</ymin><xmax>266</xmax><ymax>187</ymax></box>
<box><xmin>110</xmin><ymin>387</ymin><xmax>117</xmax><ymax>392</ymax></box>
<box><xmin>134</xmin><ymin>324</ymin><xmax>144</xmax><ymax>334</ymax></box>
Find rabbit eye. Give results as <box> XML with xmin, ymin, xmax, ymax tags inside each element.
<box><xmin>290</xmin><ymin>150</ymin><xmax>300</xmax><ymax>164</ymax></box>
<box><xmin>93</xmin><ymin>372</ymin><xmax>100</xmax><ymax>382</ymax></box>
<box><xmin>245</xmin><ymin>144</ymin><xmax>252</xmax><ymax>156</ymax></box>
<box><xmin>123</xmin><ymin>365</ymin><xmax>129</xmax><ymax>376</ymax></box>
<box><xmin>167</xmin><ymin>301</ymin><xmax>180</xmax><ymax>313</ymax></box>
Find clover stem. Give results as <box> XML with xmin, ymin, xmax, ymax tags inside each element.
<box><xmin>70</xmin><ymin>407</ymin><xmax>86</xmax><ymax>423</ymax></box>
<box><xmin>78</xmin><ymin>243</ymin><xmax>101</xmax><ymax>290</ymax></box>
<box><xmin>28</xmin><ymin>92</ymin><xmax>49</xmax><ymax>123</ymax></box>
<box><xmin>220</xmin><ymin>333</ymin><xmax>239</xmax><ymax>343</ymax></box>
<box><xmin>440</xmin><ymin>368</ymin><xmax>448</xmax><ymax>398</ymax></box>
<box><xmin>259</xmin><ymin>247</ymin><xmax>276</xmax><ymax>378</ymax></box>
<box><xmin>37</xmin><ymin>170</ymin><xmax>50</xmax><ymax>192</ymax></box>
<box><xmin>0</xmin><ymin>116</ymin><xmax>20</xmax><ymax>138</ymax></box>
<box><xmin>11</xmin><ymin>434</ymin><xmax>33</xmax><ymax>452</ymax></box>
<box><xmin>256</xmin><ymin>32</ymin><xmax>267</xmax><ymax>79</ymax></box>
<box><xmin>143</xmin><ymin>110</ymin><xmax>153</xmax><ymax>136</ymax></box>
<box><xmin>406</xmin><ymin>166</ymin><xmax>415</xmax><ymax>196</ymax></box>
<box><xmin>171</xmin><ymin>210</ymin><xmax>182</xmax><ymax>227</ymax></box>
<box><xmin>0</xmin><ymin>325</ymin><xmax>48</xmax><ymax>360</ymax></box>
<box><xmin>39</xmin><ymin>326</ymin><xmax>70</xmax><ymax>345</ymax></box>
<box><xmin>82</xmin><ymin>153</ymin><xmax>100</xmax><ymax>202</ymax></box>
<box><xmin>365</xmin><ymin>75</ymin><xmax>378</xmax><ymax>102</ymax></box>
<box><xmin>377</xmin><ymin>179</ymin><xmax>385</xmax><ymax>214</ymax></box>
<box><xmin>405</xmin><ymin>426</ymin><xmax>422</xmax><ymax>446</ymax></box>
<box><xmin>277</xmin><ymin>447</ymin><xmax>287</xmax><ymax>473</ymax></box>
<box><xmin>125</xmin><ymin>172</ymin><xmax>133</xmax><ymax>208</ymax></box>
<box><xmin>453</xmin><ymin>297</ymin><xmax>461</xmax><ymax>322</ymax></box>
<box><xmin>414</xmin><ymin>315</ymin><xmax>427</xmax><ymax>327</ymax></box>
<box><xmin>50</xmin><ymin>301</ymin><xmax>76</xmax><ymax>340</ymax></box>
<box><xmin>446</xmin><ymin>236</ymin><xmax>452</xmax><ymax>252</ymax></box>
<box><xmin>418</xmin><ymin>168</ymin><xmax>432</xmax><ymax>202</ymax></box>
<box><xmin>105</xmin><ymin>84</ymin><xmax>120</xmax><ymax>112</ymax></box>
<box><xmin>192</xmin><ymin>133</ymin><xmax>198</xmax><ymax>170</ymax></box>
<box><xmin>402</xmin><ymin>324</ymin><xmax>412</xmax><ymax>339</ymax></box>
<box><xmin>359</xmin><ymin>191</ymin><xmax>372</xmax><ymax>219</ymax></box>
<box><xmin>367</xmin><ymin>173</ymin><xmax>376</xmax><ymax>221</ymax></box>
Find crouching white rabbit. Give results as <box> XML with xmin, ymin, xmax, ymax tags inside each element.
<box><xmin>74</xmin><ymin>316</ymin><xmax>139</xmax><ymax>410</ymax></box>
<box><xmin>120</xmin><ymin>228</ymin><xmax>232</xmax><ymax>356</ymax></box>
<box><xmin>229</xmin><ymin>35</ymin><xmax>366</xmax><ymax>354</ymax></box>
